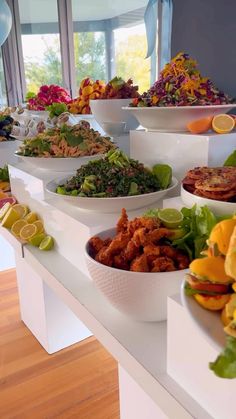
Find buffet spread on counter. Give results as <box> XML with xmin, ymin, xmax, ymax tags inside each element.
<box><xmin>2</xmin><ymin>52</ymin><xmax>236</xmax><ymax>387</ymax></box>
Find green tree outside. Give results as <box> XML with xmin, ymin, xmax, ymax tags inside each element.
<box><xmin>24</xmin><ymin>31</ymin><xmax>150</xmax><ymax>96</ymax></box>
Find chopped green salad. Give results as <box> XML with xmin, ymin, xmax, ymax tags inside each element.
<box><xmin>56</xmin><ymin>150</ymin><xmax>172</xmax><ymax>198</ymax></box>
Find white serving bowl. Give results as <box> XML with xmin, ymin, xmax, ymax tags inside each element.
<box><xmin>85</xmin><ymin>228</ymin><xmax>188</xmax><ymax>321</ymax></box>
<box><xmin>123</xmin><ymin>104</ymin><xmax>236</xmax><ymax>132</ymax></box>
<box><xmin>90</xmin><ymin>98</ymin><xmax>139</xmax><ymax>133</ymax></box>
<box><xmin>16</xmin><ymin>153</ymin><xmax>104</xmax><ymax>172</ymax></box>
<box><xmin>46</xmin><ymin>176</ymin><xmax>178</xmax><ymax>213</ymax></box>
<box><xmin>181</xmin><ymin>185</ymin><xmax>236</xmax><ymax>216</ymax></box>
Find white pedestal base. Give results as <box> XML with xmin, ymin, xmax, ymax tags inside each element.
<box><xmin>15</xmin><ymin>254</ymin><xmax>92</xmax><ymax>353</ymax></box>
<box><xmin>119</xmin><ymin>365</ymin><xmax>168</xmax><ymax>419</ymax></box>
<box><xmin>167</xmin><ymin>295</ymin><xmax>236</xmax><ymax>419</ymax></box>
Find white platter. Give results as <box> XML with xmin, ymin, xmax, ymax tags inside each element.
<box><xmin>123</xmin><ymin>104</ymin><xmax>236</xmax><ymax>132</ymax></box>
<box><xmin>181</xmin><ymin>185</ymin><xmax>236</xmax><ymax>216</ymax></box>
<box><xmin>180</xmin><ymin>280</ymin><xmax>225</xmax><ymax>351</ymax></box>
<box><xmin>46</xmin><ymin>176</ymin><xmax>178</xmax><ymax>213</ymax></box>
<box><xmin>85</xmin><ymin>227</ymin><xmax>188</xmax><ymax>321</ymax></box>
<box><xmin>15</xmin><ymin>153</ymin><xmax>104</xmax><ymax>172</ymax></box>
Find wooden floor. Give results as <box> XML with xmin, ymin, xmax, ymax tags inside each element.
<box><xmin>0</xmin><ymin>269</ymin><xmax>120</xmax><ymax>419</ymax></box>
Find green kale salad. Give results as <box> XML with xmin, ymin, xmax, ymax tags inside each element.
<box><xmin>56</xmin><ymin>150</ymin><xmax>172</xmax><ymax>198</ymax></box>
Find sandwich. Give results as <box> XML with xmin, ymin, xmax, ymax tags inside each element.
<box><xmin>186</xmin><ymin>256</ymin><xmax>233</xmax><ymax>310</ymax></box>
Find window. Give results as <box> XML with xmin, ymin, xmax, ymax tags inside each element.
<box><xmin>114</xmin><ymin>23</ymin><xmax>150</xmax><ymax>93</ymax></box>
<box><xmin>0</xmin><ymin>49</ymin><xmax>7</xmax><ymax>107</ymax></box>
<box><xmin>18</xmin><ymin>0</ymin><xmax>62</xmax><ymax>94</ymax></box>
<box><xmin>72</xmin><ymin>0</ymin><xmax>152</xmax><ymax>93</ymax></box>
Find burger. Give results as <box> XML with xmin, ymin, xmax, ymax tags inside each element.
<box><xmin>186</xmin><ymin>256</ymin><xmax>233</xmax><ymax>310</ymax></box>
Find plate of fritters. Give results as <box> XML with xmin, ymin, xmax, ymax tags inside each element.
<box><xmin>181</xmin><ymin>166</ymin><xmax>236</xmax><ymax>215</ymax></box>
<box><xmin>85</xmin><ymin>209</ymin><xmax>189</xmax><ymax>321</ymax></box>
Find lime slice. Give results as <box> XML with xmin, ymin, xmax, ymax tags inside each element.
<box><xmin>25</xmin><ymin>212</ymin><xmax>38</xmax><ymax>223</ymax></box>
<box><xmin>1</xmin><ymin>207</ymin><xmax>21</xmax><ymax>228</ymax></box>
<box><xmin>39</xmin><ymin>235</ymin><xmax>54</xmax><ymax>251</ymax></box>
<box><xmin>11</xmin><ymin>219</ymin><xmax>28</xmax><ymax>237</ymax></box>
<box><xmin>158</xmin><ymin>208</ymin><xmax>183</xmax><ymax>229</ymax></box>
<box><xmin>29</xmin><ymin>232</ymin><xmax>46</xmax><ymax>247</ymax></box>
<box><xmin>0</xmin><ymin>202</ymin><xmax>12</xmax><ymax>221</ymax></box>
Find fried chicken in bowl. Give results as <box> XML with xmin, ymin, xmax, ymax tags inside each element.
<box><xmin>85</xmin><ymin>209</ymin><xmax>189</xmax><ymax>321</ymax></box>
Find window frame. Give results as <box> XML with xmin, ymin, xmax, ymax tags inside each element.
<box><xmin>2</xmin><ymin>0</ymin><xmax>163</xmax><ymax>106</ymax></box>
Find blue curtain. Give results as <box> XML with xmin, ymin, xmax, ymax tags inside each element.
<box><xmin>145</xmin><ymin>0</ymin><xmax>173</xmax><ymax>67</ymax></box>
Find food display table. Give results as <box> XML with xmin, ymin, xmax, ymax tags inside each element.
<box><xmin>2</xmin><ymin>130</ymin><xmax>236</xmax><ymax>419</ymax></box>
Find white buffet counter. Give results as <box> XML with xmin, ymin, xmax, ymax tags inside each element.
<box><xmin>2</xmin><ymin>131</ymin><xmax>236</xmax><ymax>418</ymax></box>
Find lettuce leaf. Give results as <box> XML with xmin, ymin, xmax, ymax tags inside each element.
<box><xmin>223</xmin><ymin>150</ymin><xmax>236</xmax><ymax>167</ymax></box>
<box><xmin>209</xmin><ymin>337</ymin><xmax>236</xmax><ymax>378</ymax></box>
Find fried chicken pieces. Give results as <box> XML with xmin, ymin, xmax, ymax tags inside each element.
<box><xmin>89</xmin><ymin>209</ymin><xmax>189</xmax><ymax>272</ymax></box>
<box><xmin>182</xmin><ymin>166</ymin><xmax>236</xmax><ymax>201</ymax></box>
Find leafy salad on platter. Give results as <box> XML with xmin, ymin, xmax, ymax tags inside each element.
<box><xmin>55</xmin><ymin>150</ymin><xmax>173</xmax><ymax>198</ymax></box>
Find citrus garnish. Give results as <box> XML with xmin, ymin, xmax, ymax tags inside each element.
<box><xmin>39</xmin><ymin>235</ymin><xmax>54</xmax><ymax>251</ymax></box>
<box><xmin>25</xmin><ymin>212</ymin><xmax>38</xmax><ymax>223</ymax></box>
<box><xmin>212</xmin><ymin>114</ymin><xmax>235</xmax><ymax>134</ymax></box>
<box><xmin>158</xmin><ymin>208</ymin><xmax>183</xmax><ymax>229</ymax></box>
<box><xmin>33</xmin><ymin>220</ymin><xmax>44</xmax><ymax>234</ymax></box>
<box><xmin>0</xmin><ymin>202</ymin><xmax>12</xmax><ymax>221</ymax></box>
<box><xmin>12</xmin><ymin>204</ymin><xmax>29</xmax><ymax>218</ymax></box>
<box><xmin>19</xmin><ymin>223</ymin><xmax>37</xmax><ymax>241</ymax></box>
<box><xmin>11</xmin><ymin>219</ymin><xmax>28</xmax><ymax>237</ymax></box>
<box><xmin>187</xmin><ymin>116</ymin><xmax>213</xmax><ymax>134</ymax></box>
<box><xmin>1</xmin><ymin>207</ymin><xmax>21</xmax><ymax>228</ymax></box>
<box><xmin>29</xmin><ymin>232</ymin><xmax>46</xmax><ymax>247</ymax></box>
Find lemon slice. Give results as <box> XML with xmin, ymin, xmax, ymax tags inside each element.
<box><xmin>1</xmin><ymin>207</ymin><xmax>21</xmax><ymax>228</ymax></box>
<box><xmin>29</xmin><ymin>232</ymin><xmax>46</xmax><ymax>247</ymax></box>
<box><xmin>39</xmin><ymin>235</ymin><xmax>54</xmax><ymax>251</ymax></box>
<box><xmin>158</xmin><ymin>208</ymin><xmax>183</xmax><ymax>229</ymax></box>
<box><xmin>33</xmin><ymin>220</ymin><xmax>44</xmax><ymax>234</ymax></box>
<box><xmin>12</xmin><ymin>204</ymin><xmax>29</xmax><ymax>218</ymax></box>
<box><xmin>0</xmin><ymin>202</ymin><xmax>12</xmax><ymax>221</ymax></box>
<box><xmin>11</xmin><ymin>219</ymin><xmax>28</xmax><ymax>237</ymax></box>
<box><xmin>212</xmin><ymin>114</ymin><xmax>235</xmax><ymax>134</ymax></box>
<box><xmin>19</xmin><ymin>223</ymin><xmax>37</xmax><ymax>241</ymax></box>
<box><xmin>25</xmin><ymin>212</ymin><xmax>38</xmax><ymax>223</ymax></box>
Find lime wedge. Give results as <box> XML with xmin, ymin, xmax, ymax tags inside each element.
<box><xmin>29</xmin><ymin>233</ymin><xmax>46</xmax><ymax>247</ymax></box>
<box><xmin>39</xmin><ymin>235</ymin><xmax>54</xmax><ymax>251</ymax></box>
<box><xmin>158</xmin><ymin>208</ymin><xmax>183</xmax><ymax>229</ymax></box>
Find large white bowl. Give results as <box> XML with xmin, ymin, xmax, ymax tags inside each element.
<box><xmin>123</xmin><ymin>104</ymin><xmax>236</xmax><ymax>132</ymax></box>
<box><xmin>46</xmin><ymin>176</ymin><xmax>178</xmax><ymax>213</ymax></box>
<box><xmin>90</xmin><ymin>98</ymin><xmax>139</xmax><ymax>133</ymax></box>
<box><xmin>181</xmin><ymin>184</ymin><xmax>236</xmax><ymax>216</ymax></box>
<box><xmin>85</xmin><ymin>228</ymin><xmax>188</xmax><ymax>321</ymax></box>
<box><xmin>15</xmin><ymin>153</ymin><xmax>104</xmax><ymax>172</ymax></box>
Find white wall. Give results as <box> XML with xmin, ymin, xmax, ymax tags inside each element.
<box><xmin>171</xmin><ymin>0</ymin><xmax>236</xmax><ymax>98</ymax></box>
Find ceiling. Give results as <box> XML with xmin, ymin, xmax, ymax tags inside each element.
<box><xmin>19</xmin><ymin>0</ymin><xmax>148</xmax><ymax>23</ymax></box>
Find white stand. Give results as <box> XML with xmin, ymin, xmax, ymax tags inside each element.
<box><xmin>167</xmin><ymin>295</ymin><xmax>236</xmax><ymax>419</ymax></box>
<box><xmin>15</xmin><ymin>254</ymin><xmax>92</xmax><ymax>353</ymax></box>
<box><xmin>119</xmin><ymin>366</ymin><xmax>168</xmax><ymax>419</ymax></box>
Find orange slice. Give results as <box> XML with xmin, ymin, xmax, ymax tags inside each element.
<box><xmin>212</xmin><ymin>114</ymin><xmax>235</xmax><ymax>134</ymax></box>
<box><xmin>186</xmin><ymin>116</ymin><xmax>213</xmax><ymax>134</ymax></box>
